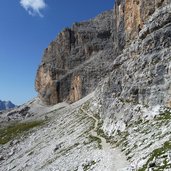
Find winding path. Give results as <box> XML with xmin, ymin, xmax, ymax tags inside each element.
<box><xmin>80</xmin><ymin>107</ymin><xmax>111</xmax><ymax>149</ymax></box>
<box><xmin>80</xmin><ymin>107</ymin><xmax>130</xmax><ymax>170</ymax></box>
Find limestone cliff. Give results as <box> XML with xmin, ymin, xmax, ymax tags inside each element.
<box><xmin>113</xmin><ymin>0</ymin><xmax>170</xmax><ymax>50</ymax></box>
<box><xmin>35</xmin><ymin>11</ymin><xmax>113</xmax><ymax>105</ymax></box>
<box><xmin>100</xmin><ymin>0</ymin><xmax>171</xmax><ymax>122</ymax></box>
<box><xmin>88</xmin><ymin>0</ymin><xmax>171</xmax><ymax>169</ymax></box>
<box><xmin>36</xmin><ymin>0</ymin><xmax>171</xmax><ymax>107</ymax></box>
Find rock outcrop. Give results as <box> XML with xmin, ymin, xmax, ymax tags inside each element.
<box><xmin>35</xmin><ymin>10</ymin><xmax>113</xmax><ymax>105</ymax></box>
<box><xmin>36</xmin><ymin>0</ymin><xmax>171</xmax><ymax>107</ymax></box>
<box><xmin>35</xmin><ymin>0</ymin><xmax>171</xmax><ymax>114</ymax></box>
<box><xmin>99</xmin><ymin>0</ymin><xmax>171</xmax><ymax>128</ymax></box>
<box><xmin>0</xmin><ymin>100</ymin><xmax>15</xmax><ymax>111</ymax></box>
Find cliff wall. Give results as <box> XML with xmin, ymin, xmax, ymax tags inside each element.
<box><xmin>113</xmin><ymin>0</ymin><xmax>170</xmax><ymax>51</ymax></box>
<box><xmin>35</xmin><ymin>11</ymin><xmax>114</xmax><ymax>105</ymax></box>
<box><xmin>99</xmin><ymin>0</ymin><xmax>171</xmax><ymax>127</ymax></box>
<box><xmin>36</xmin><ymin>0</ymin><xmax>171</xmax><ymax>107</ymax></box>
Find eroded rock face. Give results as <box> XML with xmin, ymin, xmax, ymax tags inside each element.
<box><xmin>36</xmin><ymin>0</ymin><xmax>171</xmax><ymax>108</ymax></box>
<box><xmin>35</xmin><ymin>11</ymin><xmax>113</xmax><ymax>105</ymax></box>
<box><xmin>95</xmin><ymin>1</ymin><xmax>171</xmax><ymax>134</ymax></box>
<box><xmin>69</xmin><ymin>75</ymin><xmax>82</xmax><ymax>103</ymax></box>
<box><xmin>113</xmin><ymin>0</ymin><xmax>170</xmax><ymax>51</ymax></box>
<box><xmin>85</xmin><ymin>2</ymin><xmax>171</xmax><ymax>169</ymax></box>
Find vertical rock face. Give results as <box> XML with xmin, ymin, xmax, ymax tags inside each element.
<box><xmin>69</xmin><ymin>75</ymin><xmax>82</xmax><ymax>102</ymax></box>
<box><xmin>85</xmin><ymin>2</ymin><xmax>171</xmax><ymax>169</ymax></box>
<box><xmin>35</xmin><ymin>0</ymin><xmax>171</xmax><ymax>108</ymax></box>
<box><xmin>113</xmin><ymin>0</ymin><xmax>170</xmax><ymax>51</ymax></box>
<box><xmin>35</xmin><ymin>11</ymin><xmax>113</xmax><ymax>105</ymax></box>
<box><xmin>94</xmin><ymin>0</ymin><xmax>171</xmax><ymax>134</ymax></box>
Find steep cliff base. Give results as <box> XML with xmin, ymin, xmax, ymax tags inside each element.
<box><xmin>0</xmin><ymin>94</ymin><xmax>129</xmax><ymax>171</ymax></box>
<box><xmin>87</xmin><ymin>92</ymin><xmax>171</xmax><ymax>170</ymax></box>
<box><xmin>1</xmin><ymin>91</ymin><xmax>171</xmax><ymax>170</ymax></box>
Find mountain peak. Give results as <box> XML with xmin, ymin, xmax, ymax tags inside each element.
<box><xmin>0</xmin><ymin>100</ymin><xmax>16</xmax><ymax>111</ymax></box>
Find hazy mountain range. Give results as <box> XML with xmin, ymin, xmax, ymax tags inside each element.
<box><xmin>0</xmin><ymin>100</ymin><xmax>16</xmax><ymax>111</ymax></box>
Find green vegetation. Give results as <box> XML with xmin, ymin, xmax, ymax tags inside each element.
<box><xmin>125</xmin><ymin>99</ymin><xmax>133</xmax><ymax>103</ymax></box>
<box><xmin>96</xmin><ymin>127</ymin><xmax>105</xmax><ymax>137</ymax></box>
<box><xmin>96</xmin><ymin>120</ymin><xmax>106</xmax><ymax>137</ymax></box>
<box><xmin>96</xmin><ymin>119</ymin><xmax>113</xmax><ymax>143</ymax></box>
<box><xmin>139</xmin><ymin>141</ymin><xmax>171</xmax><ymax>171</ymax></box>
<box><xmin>144</xmin><ymin>104</ymin><xmax>149</xmax><ymax>108</ymax></box>
<box><xmin>73</xmin><ymin>168</ymin><xmax>78</xmax><ymax>171</ymax></box>
<box><xmin>116</xmin><ymin>131</ymin><xmax>129</xmax><ymax>146</ymax></box>
<box><xmin>134</xmin><ymin>119</ymin><xmax>143</xmax><ymax>125</ymax></box>
<box><xmin>81</xmin><ymin>101</ymin><xmax>90</xmax><ymax>111</ymax></box>
<box><xmin>82</xmin><ymin>160</ymin><xmax>96</xmax><ymax>171</ymax></box>
<box><xmin>119</xmin><ymin>98</ymin><xmax>138</xmax><ymax>104</ymax></box>
<box><xmin>156</xmin><ymin>110</ymin><xmax>171</xmax><ymax>120</ymax></box>
<box><xmin>0</xmin><ymin>120</ymin><xmax>44</xmax><ymax>144</ymax></box>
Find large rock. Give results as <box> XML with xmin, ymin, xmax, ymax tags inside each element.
<box><xmin>35</xmin><ymin>10</ymin><xmax>114</xmax><ymax>105</ymax></box>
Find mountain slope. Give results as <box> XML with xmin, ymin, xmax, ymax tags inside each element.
<box><xmin>0</xmin><ymin>94</ymin><xmax>130</xmax><ymax>171</ymax></box>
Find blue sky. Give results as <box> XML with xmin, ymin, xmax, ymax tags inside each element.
<box><xmin>0</xmin><ymin>0</ymin><xmax>114</xmax><ymax>105</ymax></box>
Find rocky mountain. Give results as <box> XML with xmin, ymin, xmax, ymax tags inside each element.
<box><xmin>0</xmin><ymin>100</ymin><xmax>15</xmax><ymax>111</ymax></box>
<box><xmin>1</xmin><ymin>0</ymin><xmax>171</xmax><ymax>171</ymax></box>
<box><xmin>35</xmin><ymin>10</ymin><xmax>113</xmax><ymax>105</ymax></box>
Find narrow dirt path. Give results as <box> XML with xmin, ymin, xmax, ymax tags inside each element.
<box><xmin>80</xmin><ymin>107</ymin><xmax>112</xmax><ymax>149</ymax></box>
<box><xmin>80</xmin><ymin>107</ymin><xmax>130</xmax><ymax>170</ymax></box>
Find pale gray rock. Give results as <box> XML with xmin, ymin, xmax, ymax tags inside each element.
<box><xmin>35</xmin><ymin>10</ymin><xmax>114</xmax><ymax>105</ymax></box>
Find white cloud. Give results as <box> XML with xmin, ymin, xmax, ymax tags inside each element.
<box><xmin>20</xmin><ymin>0</ymin><xmax>46</xmax><ymax>17</ymax></box>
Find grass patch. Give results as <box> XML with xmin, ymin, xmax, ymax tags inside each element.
<box><xmin>116</xmin><ymin>131</ymin><xmax>129</xmax><ymax>147</ymax></box>
<box><xmin>81</xmin><ymin>101</ymin><xmax>90</xmax><ymax>111</ymax></box>
<box><xmin>156</xmin><ymin>110</ymin><xmax>171</xmax><ymax>120</ymax></box>
<box><xmin>144</xmin><ymin>104</ymin><xmax>149</xmax><ymax>108</ymax></box>
<box><xmin>96</xmin><ymin>119</ymin><xmax>111</xmax><ymax>142</ymax></box>
<box><xmin>82</xmin><ymin>160</ymin><xmax>96</xmax><ymax>171</ymax></box>
<box><xmin>125</xmin><ymin>99</ymin><xmax>133</xmax><ymax>103</ymax></box>
<box><xmin>0</xmin><ymin>120</ymin><xmax>44</xmax><ymax>144</ymax></box>
<box><xmin>139</xmin><ymin>141</ymin><xmax>171</xmax><ymax>171</ymax></box>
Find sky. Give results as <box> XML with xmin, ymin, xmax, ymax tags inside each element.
<box><xmin>0</xmin><ymin>0</ymin><xmax>114</xmax><ymax>105</ymax></box>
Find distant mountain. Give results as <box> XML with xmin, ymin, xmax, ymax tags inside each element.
<box><xmin>0</xmin><ymin>100</ymin><xmax>16</xmax><ymax>111</ymax></box>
